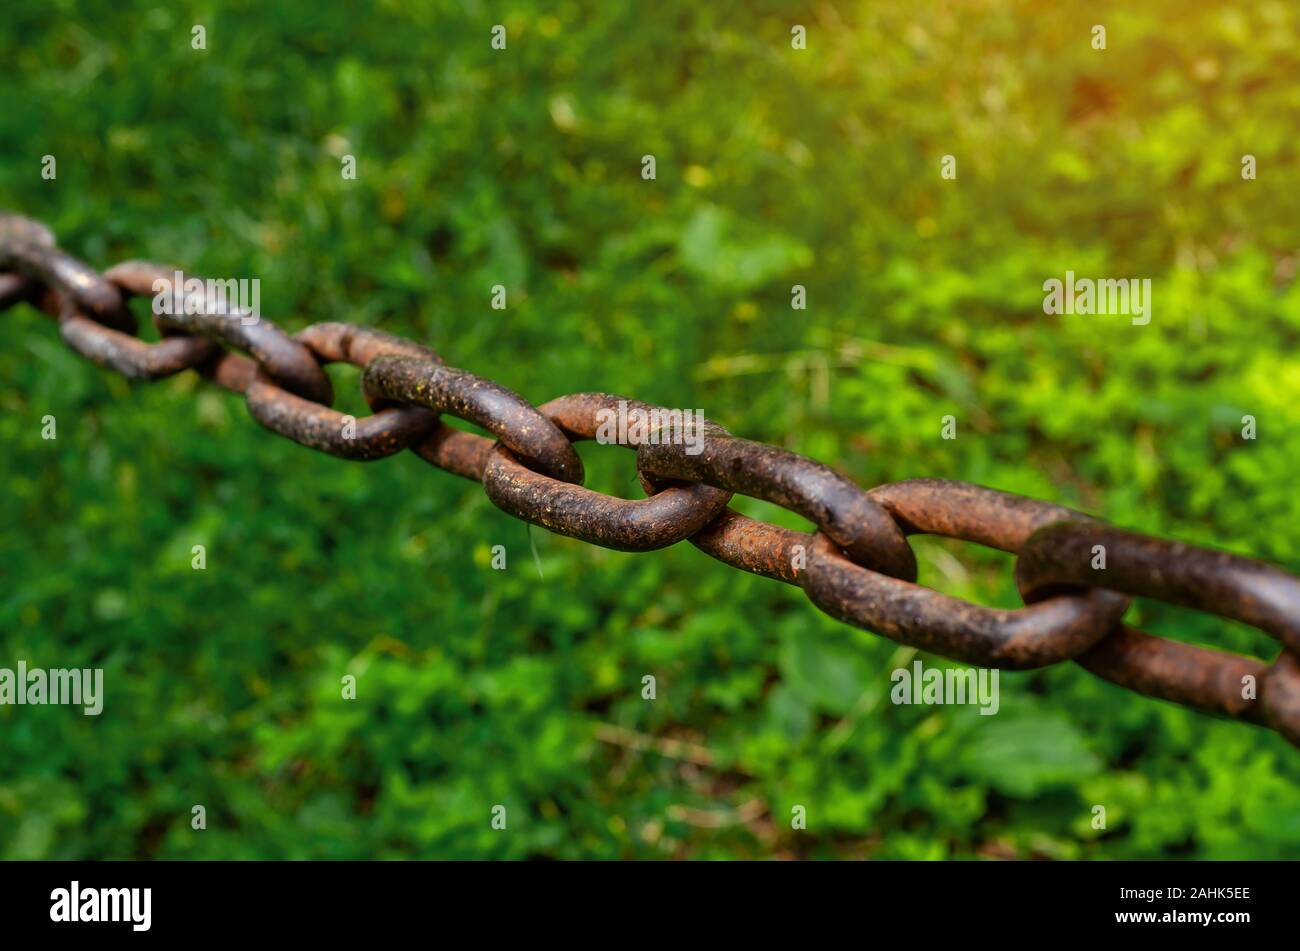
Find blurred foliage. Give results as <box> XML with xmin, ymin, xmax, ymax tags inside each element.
<box><xmin>2</xmin><ymin>0</ymin><xmax>1300</xmax><ymax>859</ymax></box>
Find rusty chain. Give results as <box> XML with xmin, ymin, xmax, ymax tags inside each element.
<box><xmin>4</xmin><ymin>210</ymin><xmax>1298</xmax><ymax>750</ymax></box>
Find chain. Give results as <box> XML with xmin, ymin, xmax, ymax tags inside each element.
<box><xmin>4</xmin><ymin>210</ymin><xmax>1298</xmax><ymax>750</ymax></box>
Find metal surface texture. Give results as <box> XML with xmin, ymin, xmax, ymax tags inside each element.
<box><xmin>4</xmin><ymin>209</ymin><xmax>1298</xmax><ymax>748</ymax></box>
<box><xmin>481</xmin><ymin>393</ymin><xmax>732</xmax><ymax>551</ymax></box>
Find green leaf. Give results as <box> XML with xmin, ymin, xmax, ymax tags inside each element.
<box><xmin>779</xmin><ymin>635</ymin><xmax>863</xmax><ymax>716</ymax></box>
<box><xmin>957</xmin><ymin>713</ymin><xmax>1100</xmax><ymax>797</ymax></box>
<box><xmin>678</xmin><ymin>205</ymin><xmax>812</xmax><ymax>292</ymax></box>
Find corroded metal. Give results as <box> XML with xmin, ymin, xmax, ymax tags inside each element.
<box><xmin>105</xmin><ymin>260</ymin><xmax>333</xmax><ymax>405</ymax></box>
<box><xmin>31</xmin><ymin>266</ymin><xmax>223</xmax><ymax>379</ymax></box>
<box><xmin>686</xmin><ymin>477</ymin><xmax>1074</xmax><ymax>591</ymax></box>
<box><xmin>0</xmin><ymin>213</ymin><xmax>134</xmax><ymax>333</ymax></box>
<box><xmin>1074</xmin><ymin>625</ymin><xmax>1300</xmax><ymax>746</ymax></box>
<box><xmin>5</xmin><ymin>208</ymin><xmax>1300</xmax><ymax>748</ymax></box>
<box><xmin>638</xmin><ymin>434</ymin><xmax>918</xmax><ymax>582</ymax></box>
<box><xmin>58</xmin><ymin>309</ymin><xmax>219</xmax><ymax>379</ymax></box>
<box><xmin>1262</xmin><ymin>652</ymin><xmax>1300</xmax><ymax>747</ymax></box>
<box><xmin>869</xmin><ymin>478</ymin><xmax>1090</xmax><ymax>553</ymax></box>
<box><xmin>481</xmin><ymin>393</ymin><xmax>732</xmax><ymax>551</ymax></box>
<box><xmin>1075</xmin><ymin>625</ymin><xmax>1271</xmax><ymax>724</ymax></box>
<box><xmin>206</xmin><ymin>350</ymin><xmax>260</xmax><ymax>394</ymax></box>
<box><xmin>297</xmin><ymin>321</ymin><xmax>443</xmax><ymax>367</ymax></box>
<box><xmin>804</xmin><ymin>540</ymin><xmax>1126</xmax><ymax>668</ymax></box>
<box><xmin>1016</xmin><ymin>520</ymin><xmax>1300</xmax><ymax>655</ymax></box>
<box><xmin>363</xmin><ymin>355</ymin><xmax>583</xmax><ymax>483</ymax></box>
<box><xmin>244</xmin><ymin>376</ymin><xmax>437</xmax><ymax>461</ymax></box>
<box><xmin>413</xmin><ymin>426</ymin><xmax>495</xmax><ymax>482</ymax></box>
<box><xmin>245</xmin><ymin>321</ymin><xmax>440</xmax><ymax>461</ymax></box>
<box><xmin>685</xmin><ymin>509</ymin><xmax>812</xmax><ymax>586</ymax></box>
<box><xmin>1017</xmin><ymin>520</ymin><xmax>1300</xmax><ymax>743</ymax></box>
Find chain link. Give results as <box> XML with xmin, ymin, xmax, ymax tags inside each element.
<box><xmin>4</xmin><ymin>211</ymin><xmax>1298</xmax><ymax>749</ymax></box>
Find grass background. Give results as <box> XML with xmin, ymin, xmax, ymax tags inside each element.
<box><xmin>2</xmin><ymin>0</ymin><xmax>1300</xmax><ymax>859</ymax></box>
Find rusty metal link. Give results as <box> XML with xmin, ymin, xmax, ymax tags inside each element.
<box><xmin>412</xmin><ymin>425</ymin><xmax>496</xmax><ymax>482</ymax></box>
<box><xmin>5</xmin><ymin>209</ymin><xmax>1300</xmax><ymax>749</ymax></box>
<box><xmin>0</xmin><ymin>213</ymin><xmax>134</xmax><ymax>333</ymax></box>
<box><xmin>1016</xmin><ymin>521</ymin><xmax>1300</xmax><ymax>745</ymax></box>
<box><xmin>684</xmin><ymin>509</ymin><xmax>812</xmax><ymax>585</ymax></box>
<box><xmin>40</xmin><ymin>262</ymin><xmax>221</xmax><ymax>379</ymax></box>
<box><xmin>868</xmin><ymin>478</ymin><xmax>1089</xmax><ymax>553</ymax></box>
<box><xmin>803</xmin><ymin>483</ymin><xmax>1130</xmax><ymax>668</ymax></box>
<box><xmin>1016</xmin><ymin>521</ymin><xmax>1300</xmax><ymax>653</ymax></box>
<box><xmin>55</xmin><ymin>304</ymin><xmax>219</xmax><ymax>380</ymax></box>
<box><xmin>363</xmin><ymin>355</ymin><xmax>583</xmax><ymax>483</ymax></box>
<box><xmin>481</xmin><ymin>393</ymin><xmax>732</xmax><ymax>551</ymax></box>
<box><xmin>291</xmin><ymin>321</ymin><xmax>494</xmax><ymax>477</ymax></box>
<box><xmin>678</xmin><ymin>477</ymin><xmax>1091</xmax><ymax>588</ymax></box>
<box><xmin>637</xmin><ymin>435</ymin><xmax>918</xmax><ymax>581</ymax></box>
<box><xmin>106</xmin><ymin>259</ymin><xmax>334</xmax><ymax>405</ymax></box>
<box><xmin>244</xmin><ymin>322</ymin><xmax>442</xmax><ymax>461</ymax></box>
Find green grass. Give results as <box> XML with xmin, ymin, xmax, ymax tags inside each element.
<box><xmin>2</xmin><ymin>0</ymin><xmax>1299</xmax><ymax>859</ymax></box>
